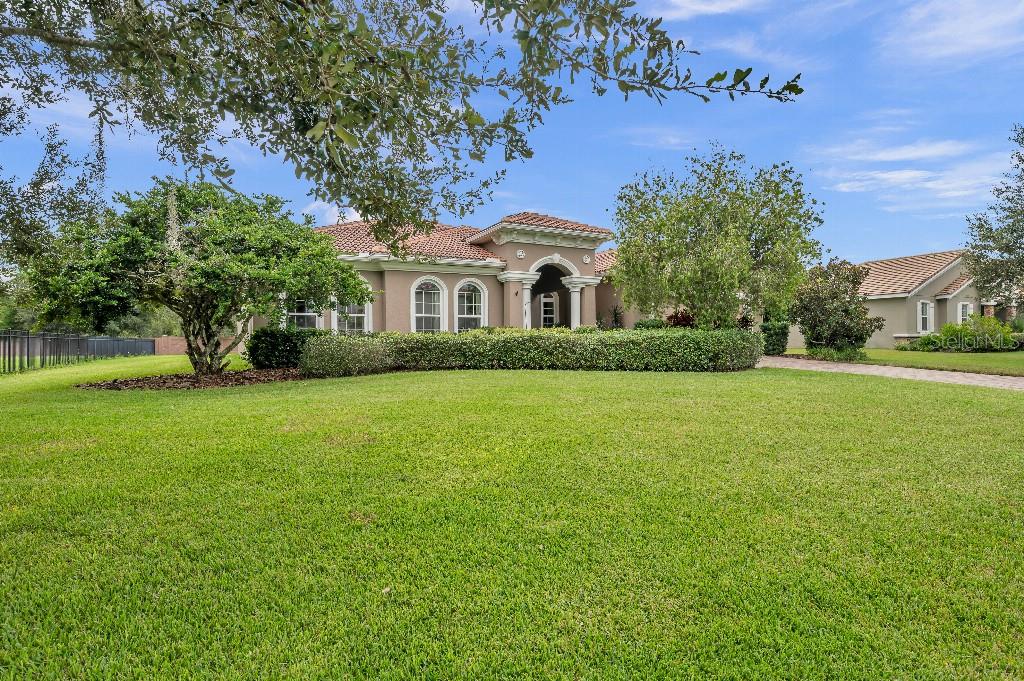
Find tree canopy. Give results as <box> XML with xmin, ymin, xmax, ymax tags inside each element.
<box><xmin>612</xmin><ymin>146</ymin><xmax>822</xmax><ymax>328</ymax></box>
<box><xmin>24</xmin><ymin>180</ymin><xmax>369</xmax><ymax>374</ymax></box>
<box><xmin>964</xmin><ymin>125</ymin><xmax>1024</xmax><ymax>306</ymax></box>
<box><xmin>0</xmin><ymin>0</ymin><xmax>802</xmax><ymax>245</ymax></box>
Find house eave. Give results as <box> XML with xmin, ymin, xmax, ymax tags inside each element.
<box><xmin>469</xmin><ymin>222</ymin><xmax>612</xmax><ymax>249</ymax></box>
<box><xmin>339</xmin><ymin>252</ymin><xmax>506</xmax><ymax>274</ymax></box>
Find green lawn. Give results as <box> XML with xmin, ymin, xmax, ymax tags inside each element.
<box><xmin>859</xmin><ymin>348</ymin><xmax>1024</xmax><ymax>376</ymax></box>
<box><xmin>2</xmin><ymin>357</ymin><xmax>1023</xmax><ymax>678</ymax></box>
<box><xmin>788</xmin><ymin>347</ymin><xmax>1024</xmax><ymax>377</ymax></box>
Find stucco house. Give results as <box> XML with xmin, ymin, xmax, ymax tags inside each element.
<box><xmin>259</xmin><ymin>212</ymin><xmax>640</xmax><ymax>333</ymax></box>
<box><xmin>791</xmin><ymin>249</ymin><xmax>1018</xmax><ymax>349</ymax></box>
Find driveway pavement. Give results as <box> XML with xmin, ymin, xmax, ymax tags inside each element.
<box><xmin>757</xmin><ymin>355</ymin><xmax>1024</xmax><ymax>392</ymax></box>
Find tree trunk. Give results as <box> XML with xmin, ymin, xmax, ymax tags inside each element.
<box><xmin>179</xmin><ymin>311</ymin><xmax>251</xmax><ymax>376</ymax></box>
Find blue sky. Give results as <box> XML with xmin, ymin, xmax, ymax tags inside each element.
<box><xmin>3</xmin><ymin>0</ymin><xmax>1024</xmax><ymax>263</ymax></box>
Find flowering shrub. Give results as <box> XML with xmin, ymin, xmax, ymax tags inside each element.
<box><xmin>299</xmin><ymin>327</ymin><xmax>764</xmax><ymax>377</ymax></box>
<box><xmin>300</xmin><ymin>334</ymin><xmax>394</xmax><ymax>376</ymax></box>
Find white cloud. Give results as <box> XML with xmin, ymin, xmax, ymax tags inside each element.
<box><xmin>821</xmin><ymin>152</ymin><xmax>1006</xmax><ymax>214</ymax></box>
<box><xmin>654</xmin><ymin>0</ymin><xmax>765</xmax><ymax>21</ymax></box>
<box><xmin>620</xmin><ymin>126</ymin><xmax>691</xmax><ymax>150</ymax></box>
<box><xmin>883</xmin><ymin>0</ymin><xmax>1024</xmax><ymax>63</ymax></box>
<box><xmin>707</xmin><ymin>32</ymin><xmax>813</xmax><ymax>71</ymax></box>
<box><xmin>819</xmin><ymin>138</ymin><xmax>976</xmax><ymax>163</ymax></box>
<box><xmin>303</xmin><ymin>201</ymin><xmax>360</xmax><ymax>226</ymax></box>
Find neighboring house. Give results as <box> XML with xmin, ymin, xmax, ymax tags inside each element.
<box><xmin>791</xmin><ymin>249</ymin><xmax>1018</xmax><ymax>349</ymax></box>
<box><xmin>254</xmin><ymin>212</ymin><xmax>637</xmax><ymax>333</ymax></box>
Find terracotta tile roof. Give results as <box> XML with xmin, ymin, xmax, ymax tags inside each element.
<box><xmin>937</xmin><ymin>272</ymin><xmax>973</xmax><ymax>297</ymax></box>
<box><xmin>501</xmin><ymin>212</ymin><xmax>613</xmax><ymax>235</ymax></box>
<box><xmin>314</xmin><ymin>221</ymin><xmax>502</xmax><ymax>262</ymax></box>
<box><xmin>859</xmin><ymin>249</ymin><xmax>964</xmax><ymax>297</ymax></box>
<box><xmin>595</xmin><ymin>248</ymin><xmax>618</xmax><ymax>276</ymax></box>
<box><xmin>471</xmin><ymin>211</ymin><xmax>614</xmax><ymax>243</ymax></box>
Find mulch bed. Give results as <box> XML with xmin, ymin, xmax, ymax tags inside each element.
<box><xmin>78</xmin><ymin>368</ymin><xmax>306</xmax><ymax>391</ymax></box>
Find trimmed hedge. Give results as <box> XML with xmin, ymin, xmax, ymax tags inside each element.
<box><xmin>245</xmin><ymin>326</ymin><xmax>329</xmax><ymax>369</ymax></box>
<box><xmin>759</xmin><ymin>320</ymin><xmax>790</xmax><ymax>356</ymax></box>
<box><xmin>300</xmin><ymin>327</ymin><xmax>763</xmax><ymax>377</ymax></box>
<box><xmin>633</xmin><ymin>318</ymin><xmax>668</xmax><ymax>330</ymax></box>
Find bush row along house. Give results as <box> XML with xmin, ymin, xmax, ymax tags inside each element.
<box><xmin>251</xmin><ymin>212</ymin><xmax>643</xmax><ymax>334</ymax></box>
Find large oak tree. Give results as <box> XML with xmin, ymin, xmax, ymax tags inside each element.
<box><xmin>0</xmin><ymin>0</ymin><xmax>802</xmax><ymax>245</ymax></box>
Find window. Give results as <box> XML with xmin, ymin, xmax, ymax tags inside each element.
<box><xmin>958</xmin><ymin>301</ymin><xmax>974</xmax><ymax>324</ymax></box>
<box><xmin>541</xmin><ymin>294</ymin><xmax>556</xmax><ymax>328</ymax></box>
<box><xmin>287</xmin><ymin>300</ymin><xmax>319</xmax><ymax>329</ymax></box>
<box><xmin>337</xmin><ymin>302</ymin><xmax>368</xmax><ymax>333</ymax></box>
<box><xmin>414</xmin><ymin>280</ymin><xmax>443</xmax><ymax>332</ymax></box>
<box><xmin>456</xmin><ymin>282</ymin><xmax>484</xmax><ymax>331</ymax></box>
<box><xmin>918</xmin><ymin>300</ymin><xmax>933</xmax><ymax>334</ymax></box>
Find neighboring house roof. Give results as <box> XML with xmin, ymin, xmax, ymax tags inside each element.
<box><xmin>859</xmin><ymin>249</ymin><xmax>964</xmax><ymax>297</ymax></box>
<box><xmin>470</xmin><ymin>211</ymin><xmax>614</xmax><ymax>244</ymax></box>
<box><xmin>595</xmin><ymin>249</ymin><xmax>617</xmax><ymax>276</ymax></box>
<box><xmin>314</xmin><ymin>221</ymin><xmax>501</xmax><ymax>262</ymax></box>
<box><xmin>937</xmin><ymin>272</ymin><xmax>973</xmax><ymax>297</ymax></box>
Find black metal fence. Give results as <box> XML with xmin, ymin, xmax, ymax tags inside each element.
<box><xmin>0</xmin><ymin>330</ymin><xmax>155</xmax><ymax>374</ymax></box>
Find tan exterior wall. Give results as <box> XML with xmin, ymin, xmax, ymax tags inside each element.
<box><xmin>595</xmin><ymin>281</ymin><xmax>643</xmax><ymax>328</ymax></box>
<box><xmin>374</xmin><ymin>269</ymin><xmax>502</xmax><ymax>332</ymax></box>
<box><xmin>154</xmin><ymin>336</ymin><xmax>242</xmax><ymax>355</ymax></box>
<box><xmin>864</xmin><ymin>297</ymin><xmax>909</xmax><ymax>348</ymax></box>
<box><xmin>482</xmin><ymin>241</ymin><xmax>598</xmax><ymax>278</ymax></box>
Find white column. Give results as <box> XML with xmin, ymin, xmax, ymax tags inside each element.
<box><xmin>569</xmin><ymin>286</ymin><xmax>582</xmax><ymax>329</ymax></box>
<box><xmin>523</xmin><ymin>283</ymin><xmax>532</xmax><ymax>329</ymax></box>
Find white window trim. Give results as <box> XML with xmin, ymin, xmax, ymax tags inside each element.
<box><xmin>454</xmin><ymin>277</ymin><xmax>488</xmax><ymax>331</ymax></box>
<box><xmin>540</xmin><ymin>293</ymin><xmax>558</xmax><ymax>328</ymax></box>
<box><xmin>285</xmin><ymin>299</ymin><xmax>322</xmax><ymax>329</ymax></box>
<box><xmin>957</xmin><ymin>301</ymin><xmax>974</xmax><ymax>324</ymax></box>
<box><xmin>332</xmin><ymin>276</ymin><xmax>374</xmax><ymax>333</ymax></box>
<box><xmin>410</xmin><ymin>275</ymin><xmax>448</xmax><ymax>332</ymax></box>
<box><xmin>917</xmin><ymin>300</ymin><xmax>935</xmax><ymax>334</ymax></box>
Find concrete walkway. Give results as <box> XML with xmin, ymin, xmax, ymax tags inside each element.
<box><xmin>757</xmin><ymin>355</ymin><xmax>1024</xmax><ymax>392</ymax></box>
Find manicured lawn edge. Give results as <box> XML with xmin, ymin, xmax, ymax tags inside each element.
<box><xmin>785</xmin><ymin>348</ymin><xmax>1024</xmax><ymax>377</ymax></box>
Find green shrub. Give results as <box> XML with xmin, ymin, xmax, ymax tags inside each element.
<box><xmin>300</xmin><ymin>327</ymin><xmax>763</xmax><ymax>377</ymax></box>
<box><xmin>1010</xmin><ymin>316</ymin><xmax>1024</xmax><ymax>333</ymax></box>
<box><xmin>934</xmin><ymin>315</ymin><xmax>1015</xmax><ymax>352</ymax></box>
<box><xmin>572</xmin><ymin>325</ymin><xmax>601</xmax><ymax>334</ymax></box>
<box><xmin>759</xmin><ymin>320</ymin><xmax>790</xmax><ymax>356</ymax></box>
<box><xmin>791</xmin><ymin>259</ymin><xmax>885</xmax><ymax>353</ymax></box>
<box><xmin>300</xmin><ymin>334</ymin><xmax>395</xmax><ymax>377</ymax></box>
<box><xmin>808</xmin><ymin>346</ymin><xmax>866</xmax><ymax>362</ymax></box>
<box><xmin>245</xmin><ymin>326</ymin><xmax>328</xmax><ymax>369</ymax></box>
<box><xmin>898</xmin><ymin>334</ymin><xmax>944</xmax><ymax>352</ymax></box>
<box><xmin>633</xmin><ymin>318</ymin><xmax>667</xmax><ymax>330</ymax></box>
<box><xmin>1013</xmin><ymin>333</ymin><xmax>1024</xmax><ymax>350</ymax></box>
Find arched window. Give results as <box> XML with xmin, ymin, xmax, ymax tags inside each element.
<box><xmin>414</xmin><ymin>280</ymin><xmax>444</xmax><ymax>332</ymax></box>
<box><xmin>540</xmin><ymin>294</ymin><xmax>557</xmax><ymax>328</ymax></box>
<box><xmin>456</xmin><ymin>281</ymin><xmax>485</xmax><ymax>331</ymax></box>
